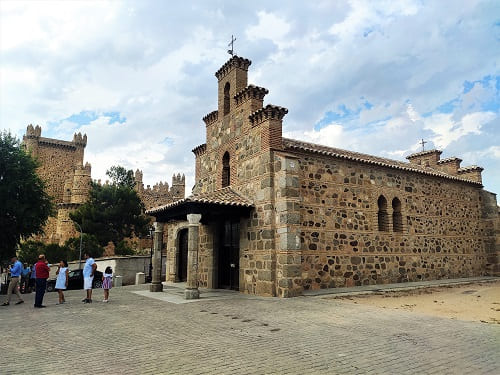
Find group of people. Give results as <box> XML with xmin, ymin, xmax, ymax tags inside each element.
<box><xmin>1</xmin><ymin>253</ymin><xmax>113</xmax><ymax>308</ymax></box>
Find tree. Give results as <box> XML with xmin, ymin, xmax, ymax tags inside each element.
<box><xmin>18</xmin><ymin>240</ymin><xmax>46</xmax><ymax>265</ymax></box>
<box><xmin>115</xmin><ymin>240</ymin><xmax>134</xmax><ymax>256</ymax></box>
<box><xmin>43</xmin><ymin>243</ymin><xmax>70</xmax><ymax>264</ymax></box>
<box><xmin>106</xmin><ymin>165</ymin><xmax>135</xmax><ymax>188</ymax></box>
<box><xmin>64</xmin><ymin>234</ymin><xmax>104</xmax><ymax>260</ymax></box>
<box><xmin>70</xmin><ymin>166</ymin><xmax>149</xmax><ymax>248</ymax></box>
<box><xmin>0</xmin><ymin>132</ymin><xmax>54</xmax><ymax>261</ymax></box>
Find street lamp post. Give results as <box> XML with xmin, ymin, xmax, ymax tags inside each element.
<box><xmin>62</xmin><ymin>220</ymin><xmax>83</xmax><ymax>269</ymax></box>
<box><xmin>72</xmin><ymin>222</ymin><xmax>83</xmax><ymax>269</ymax></box>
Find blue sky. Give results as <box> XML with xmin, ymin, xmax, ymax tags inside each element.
<box><xmin>1</xmin><ymin>0</ymin><xmax>499</xmax><ymax>196</ymax></box>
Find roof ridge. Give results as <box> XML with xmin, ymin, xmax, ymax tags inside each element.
<box><xmin>282</xmin><ymin>137</ymin><xmax>481</xmax><ymax>186</ymax></box>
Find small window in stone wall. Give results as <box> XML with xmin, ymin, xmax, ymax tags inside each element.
<box><xmin>222</xmin><ymin>151</ymin><xmax>230</xmax><ymax>187</ymax></box>
<box><xmin>377</xmin><ymin>195</ymin><xmax>389</xmax><ymax>231</ymax></box>
<box><xmin>392</xmin><ymin>197</ymin><xmax>403</xmax><ymax>232</ymax></box>
<box><xmin>224</xmin><ymin>82</ymin><xmax>230</xmax><ymax>115</ymax></box>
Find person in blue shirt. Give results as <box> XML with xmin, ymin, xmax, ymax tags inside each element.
<box><xmin>29</xmin><ymin>263</ymin><xmax>36</xmax><ymax>293</ymax></box>
<box><xmin>2</xmin><ymin>256</ymin><xmax>24</xmax><ymax>306</ymax></box>
<box><xmin>21</xmin><ymin>263</ymin><xmax>30</xmax><ymax>293</ymax></box>
<box><xmin>82</xmin><ymin>253</ymin><xmax>97</xmax><ymax>304</ymax></box>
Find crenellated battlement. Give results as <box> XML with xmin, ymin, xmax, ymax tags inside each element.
<box><xmin>23</xmin><ymin>125</ymin><xmax>88</xmax><ymax>151</ymax></box>
<box><xmin>134</xmin><ymin>170</ymin><xmax>185</xmax><ymax>210</ymax></box>
<box><xmin>73</xmin><ymin>132</ymin><xmax>87</xmax><ymax>147</ymax></box>
<box><xmin>25</xmin><ymin>124</ymin><xmax>42</xmax><ymax>138</ymax></box>
<box><xmin>172</xmin><ymin>173</ymin><xmax>185</xmax><ymax>186</ymax></box>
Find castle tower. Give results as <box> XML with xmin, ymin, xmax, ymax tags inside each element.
<box><xmin>22</xmin><ymin>125</ymin><xmax>90</xmax><ymax>245</ymax></box>
<box><xmin>70</xmin><ymin>162</ymin><xmax>92</xmax><ymax>204</ymax></box>
<box><xmin>171</xmin><ymin>173</ymin><xmax>185</xmax><ymax>199</ymax></box>
<box><xmin>22</xmin><ymin>124</ymin><xmax>42</xmax><ymax>157</ymax></box>
<box><xmin>72</xmin><ymin>132</ymin><xmax>87</xmax><ymax>167</ymax></box>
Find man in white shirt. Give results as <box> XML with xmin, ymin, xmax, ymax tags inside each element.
<box><xmin>82</xmin><ymin>253</ymin><xmax>97</xmax><ymax>303</ymax></box>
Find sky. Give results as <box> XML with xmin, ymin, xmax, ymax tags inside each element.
<box><xmin>1</xmin><ymin>0</ymin><xmax>499</xmax><ymax>197</ymax></box>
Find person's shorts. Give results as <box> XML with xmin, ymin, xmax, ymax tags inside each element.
<box><xmin>84</xmin><ymin>276</ymin><xmax>94</xmax><ymax>290</ymax></box>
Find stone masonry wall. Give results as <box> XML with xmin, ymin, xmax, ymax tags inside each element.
<box><xmin>295</xmin><ymin>153</ymin><xmax>494</xmax><ymax>290</ymax></box>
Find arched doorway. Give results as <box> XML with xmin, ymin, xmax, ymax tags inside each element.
<box><xmin>177</xmin><ymin>228</ymin><xmax>188</xmax><ymax>282</ymax></box>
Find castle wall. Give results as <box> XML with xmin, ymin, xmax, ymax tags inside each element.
<box><xmin>293</xmin><ymin>153</ymin><xmax>494</xmax><ymax>291</ymax></box>
<box><xmin>135</xmin><ymin>170</ymin><xmax>185</xmax><ymax>211</ymax></box>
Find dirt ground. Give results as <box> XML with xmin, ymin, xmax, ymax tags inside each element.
<box><xmin>329</xmin><ymin>281</ymin><xmax>500</xmax><ymax>324</ymax></box>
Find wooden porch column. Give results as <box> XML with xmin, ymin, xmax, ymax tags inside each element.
<box><xmin>185</xmin><ymin>213</ymin><xmax>201</xmax><ymax>299</ymax></box>
<box><xmin>150</xmin><ymin>221</ymin><xmax>164</xmax><ymax>292</ymax></box>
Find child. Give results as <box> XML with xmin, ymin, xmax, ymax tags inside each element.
<box><xmin>102</xmin><ymin>266</ymin><xmax>112</xmax><ymax>302</ymax></box>
<box><xmin>55</xmin><ymin>260</ymin><xmax>69</xmax><ymax>304</ymax></box>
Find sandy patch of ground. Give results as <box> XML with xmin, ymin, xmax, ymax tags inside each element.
<box><xmin>330</xmin><ymin>281</ymin><xmax>500</xmax><ymax>324</ymax></box>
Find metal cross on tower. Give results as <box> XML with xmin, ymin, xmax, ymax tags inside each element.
<box><xmin>419</xmin><ymin>138</ymin><xmax>427</xmax><ymax>152</ymax></box>
<box><xmin>227</xmin><ymin>35</ymin><xmax>236</xmax><ymax>56</ymax></box>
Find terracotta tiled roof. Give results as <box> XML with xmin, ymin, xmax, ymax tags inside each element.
<box><xmin>406</xmin><ymin>149</ymin><xmax>442</xmax><ymax>159</ymax></box>
<box><xmin>282</xmin><ymin>138</ymin><xmax>482</xmax><ymax>185</ymax></box>
<box><xmin>437</xmin><ymin>157</ymin><xmax>462</xmax><ymax>164</ymax></box>
<box><xmin>146</xmin><ymin>187</ymin><xmax>253</xmax><ymax>214</ymax></box>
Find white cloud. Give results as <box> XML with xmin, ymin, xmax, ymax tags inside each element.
<box><xmin>0</xmin><ymin>0</ymin><xmax>498</xmax><ymax>194</ymax></box>
<box><xmin>245</xmin><ymin>11</ymin><xmax>291</xmax><ymax>48</ymax></box>
<box><xmin>286</xmin><ymin>123</ymin><xmax>344</xmax><ymax>148</ymax></box>
<box><xmin>424</xmin><ymin>111</ymin><xmax>495</xmax><ymax>149</ymax></box>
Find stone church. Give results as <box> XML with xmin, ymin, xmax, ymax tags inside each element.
<box><xmin>22</xmin><ymin>125</ymin><xmax>185</xmax><ymax>246</ymax></box>
<box><xmin>147</xmin><ymin>55</ymin><xmax>499</xmax><ymax>298</ymax></box>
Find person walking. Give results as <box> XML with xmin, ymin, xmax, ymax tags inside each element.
<box><xmin>29</xmin><ymin>263</ymin><xmax>36</xmax><ymax>293</ymax></box>
<box><xmin>102</xmin><ymin>266</ymin><xmax>113</xmax><ymax>302</ymax></box>
<box><xmin>34</xmin><ymin>255</ymin><xmax>50</xmax><ymax>308</ymax></box>
<box><xmin>1</xmin><ymin>256</ymin><xmax>24</xmax><ymax>306</ymax></box>
<box><xmin>82</xmin><ymin>253</ymin><xmax>96</xmax><ymax>304</ymax></box>
<box><xmin>55</xmin><ymin>260</ymin><xmax>69</xmax><ymax>304</ymax></box>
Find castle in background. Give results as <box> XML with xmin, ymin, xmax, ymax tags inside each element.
<box><xmin>134</xmin><ymin>170</ymin><xmax>185</xmax><ymax>211</ymax></box>
<box><xmin>22</xmin><ymin>125</ymin><xmax>184</xmax><ymax>246</ymax></box>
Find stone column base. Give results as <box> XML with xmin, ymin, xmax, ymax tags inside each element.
<box><xmin>184</xmin><ymin>288</ymin><xmax>200</xmax><ymax>300</ymax></box>
<box><xmin>150</xmin><ymin>282</ymin><xmax>163</xmax><ymax>292</ymax></box>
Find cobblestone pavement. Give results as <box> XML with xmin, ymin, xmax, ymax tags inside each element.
<box><xmin>1</xmin><ymin>284</ymin><xmax>499</xmax><ymax>375</ymax></box>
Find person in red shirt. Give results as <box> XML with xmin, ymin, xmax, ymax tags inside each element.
<box><xmin>34</xmin><ymin>254</ymin><xmax>50</xmax><ymax>308</ymax></box>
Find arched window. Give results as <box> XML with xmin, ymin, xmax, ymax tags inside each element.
<box><xmin>222</xmin><ymin>152</ymin><xmax>230</xmax><ymax>187</ymax></box>
<box><xmin>224</xmin><ymin>82</ymin><xmax>230</xmax><ymax>115</ymax></box>
<box><xmin>377</xmin><ymin>195</ymin><xmax>389</xmax><ymax>231</ymax></box>
<box><xmin>392</xmin><ymin>197</ymin><xmax>403</xmax><ymax>232</ymax></box>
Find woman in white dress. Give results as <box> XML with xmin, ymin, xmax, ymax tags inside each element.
<box><xmin>55</xmin><ymin>260</ymin><xmax>69</xmax><ymax>304</ymax></box>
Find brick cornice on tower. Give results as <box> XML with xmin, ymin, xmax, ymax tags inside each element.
<box><xmin>202</xmin><ymin>111</ymin><xmax>218</xmax><ymax>127</ymax></box>
<box><xmin>192</xmin><ymin>143</ymin><xmax>207</xmax><ymax>156</ymax></box>
<box><xmin>234</xmin><ymin>84</ymin><xmax>269</xmax><ymax>106</ymax></box>
<box><xmin>249</xmin><ymin>104</ymin><xmax>288</xmax><ymax>126</ymax></box>
<box><xmin>215</xmin><ymin>56</ymin><xmax>252</xmax><ymax>81</ymax></box>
